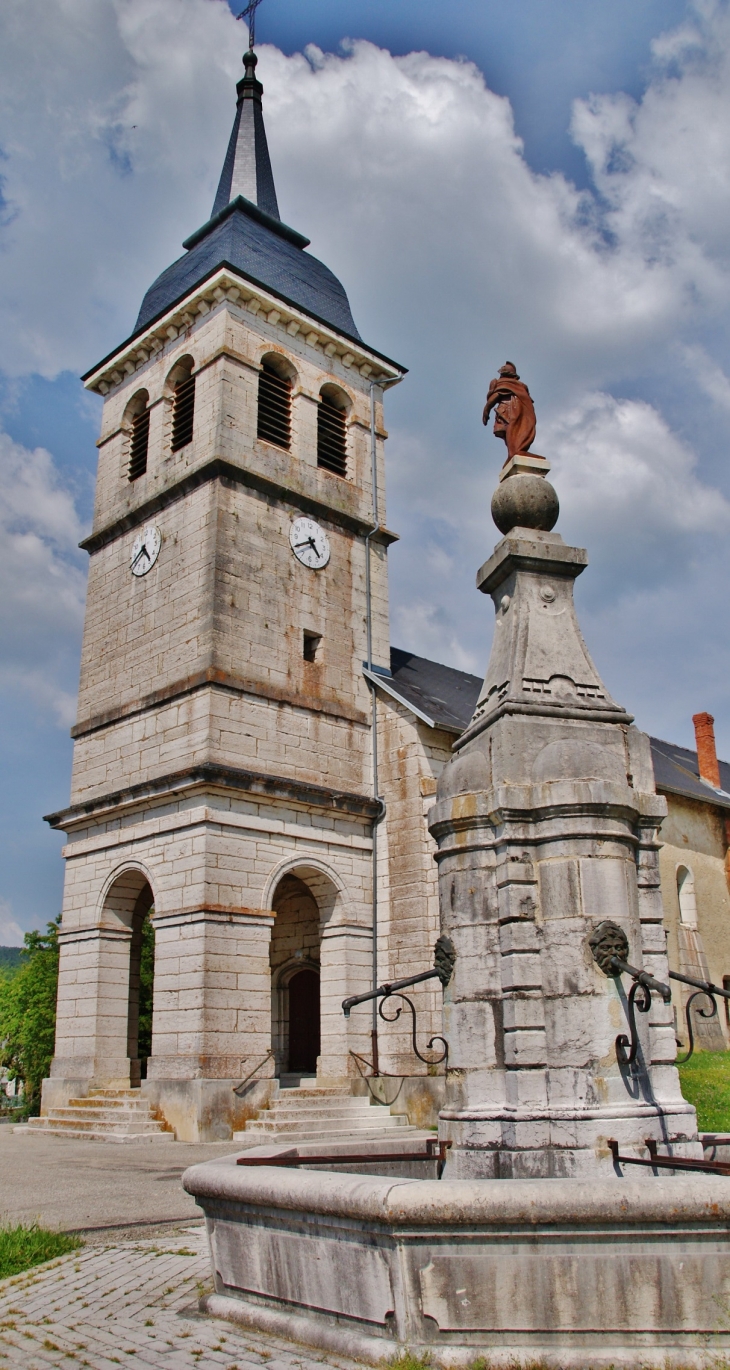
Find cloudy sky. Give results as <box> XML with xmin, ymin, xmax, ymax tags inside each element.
<box><xmin>1</xmin><ymin>0</ymin><xmax>729</xmax><ymax>941</ymax></box>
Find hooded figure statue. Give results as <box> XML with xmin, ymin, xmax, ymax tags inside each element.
<box><xmin>483</xmin><ymin>362</ymin><xmax>537</xmax><ymax>464</ymax></box>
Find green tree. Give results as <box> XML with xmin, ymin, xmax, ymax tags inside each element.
<box><xmin>0</xmin><ymin>919</ymin><xmax>59</xmax><ymax>1114</ymax></box>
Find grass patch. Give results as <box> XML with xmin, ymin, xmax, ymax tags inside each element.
<box><xmin>678</xmin><ymin>1049</ymin><xmax>730</xmax><ymax>1132</ymax></box>
<box><xmin>387</xmin><ymin>1354</ymin><xmax>431</xmax><ymax>1370</ymax></box>
<box><xmin>0</xmin><ymin>1224</ymin><xmax>82</xmax><ymax>1280</ymax></box>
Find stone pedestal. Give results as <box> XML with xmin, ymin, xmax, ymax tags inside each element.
<box><xmin>429</xmin><ymin>482</ymin><xmax>699</xmax><ymax>1178</ymax></box>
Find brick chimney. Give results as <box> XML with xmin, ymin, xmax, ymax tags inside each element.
<box><xmin>693</xmin><ymin>711</ymin><xmax>721</xmax><ymax>789</ymax></box>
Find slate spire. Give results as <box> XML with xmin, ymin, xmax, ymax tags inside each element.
<box><xmin>212</xmin><ymin>49</ymin><xmax>280</xmax><ymax>220</ymax></box>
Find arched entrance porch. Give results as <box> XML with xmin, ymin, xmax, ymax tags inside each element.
<box><xmin>266</xmin><ymin>861</ymin><xmax>372</xmax><ymax>1084</ymax></box>
<box><xmin>270</xmin><ymin>874</ymin><xmax>321</xmax><ymax>1081</ymax></box>
<box><xmin>96</xmin><ymin>866</ymin><xmax>157</xmax><ymax>1087</ymax></box>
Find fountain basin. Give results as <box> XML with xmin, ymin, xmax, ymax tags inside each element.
<box><xmin>184</xmin><ymin>1154</ymin><xmax>730</xmax><ymax>1368</ymax></box>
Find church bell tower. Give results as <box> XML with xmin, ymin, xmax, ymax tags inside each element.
<box><xmin>44</xmin><ymin>39</ymin><xmax>405</xmax><ymax>1140</ymax></box>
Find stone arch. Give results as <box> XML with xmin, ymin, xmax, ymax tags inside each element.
<box><xmin>98</xmin><ymin>863</ymin><xmax>152</xmax><ymax>927</ymax></box>
<box><xmin>317</xmin><ymin>382</ymin><xmax>351</xmax><ymax>477</ymax></box>
<box><xmin>675</xmin><ymin>862</ymin><xmax>724</xmax><ymax>1049</ymax></box>
<box><xmin>262</xmin><ymin>854</ymin><xmax>347</xmax><ymax>924</ymax></box>
<box><xmin>122</xmin><ymin>388</ymin><xmax>149</xmax><ymax>428</ymax></box>
<box><xmin>256</xmin><ymin>350</ymin><xmax>296</xmax><ymax>453</ymax></box>
<box><xmin>257</xmin><ymin>347</ymin><xmax>297</xmax><ymax>384</ymax></box>
<box><xmin>164</xmin><ymin>353</ymin><xmax>195</xmax><ymax>394</ymax></box>
<box><xmin>677</xmin><ymin>864</ymin><xmax>698</xmax><ymax>929</ymax></box>
<box><xmin>265</xmin><ymin>858</ymin><xmax>360</xmax><ymax>1081</ymax></box>
<box><xmin>319</xmin><ymin>380</ymin><xmax>352</xmax><ymax>415</ymax></box>
<box><xmin>98</xmin><ymin>865</ymin><xmax>156</xmax><ymax>1086</ymax></box>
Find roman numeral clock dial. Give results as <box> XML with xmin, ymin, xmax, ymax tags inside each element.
<box><xmin>289</xmin><ymin>517</ymin><xmax>330</xmax><ymax>570</ymax></box>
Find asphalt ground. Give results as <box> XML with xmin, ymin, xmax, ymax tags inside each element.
<box><xmin>0</xmin><ymin>1124</ymin><xmax>235</xmax><ymax>1241</ymax></box>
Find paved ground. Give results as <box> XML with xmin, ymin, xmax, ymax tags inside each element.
<box><xmin>0</xmin><ymin>1226</ymin><xmax>360</xmax><ymax>1370</ymax></box>
<box><xmin>0</xmin><ymin>1126</ymin><xmax>236</xmax><ymax>1241</ymax></box>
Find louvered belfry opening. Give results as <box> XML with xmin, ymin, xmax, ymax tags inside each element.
<box><xmin>128</xmin><ymin>407</ymin><xmax>150</xmax><ymax>481</ymax></box>
<box><xmin>171</xmin><ymin>373</ymin><xmax>196</xmax><ymax>451</ymax></box>
<box><xmin>257</xmin><ymin>363</ymin><xmax>292</xmax><ymax>449</ymax></box>
<box><xmin>317</xmin><ymin>393</ymin><xmax>347</xmax><ymax>477</ymax></box>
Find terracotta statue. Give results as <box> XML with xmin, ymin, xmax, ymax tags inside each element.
<box><xmin>483</xmin><ymin>362</ymin><xmax>536</xmax><ymax>464</ymax></box>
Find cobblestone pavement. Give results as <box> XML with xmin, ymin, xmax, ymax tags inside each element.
<box><xmin>0</xmin><ymin>1227</ymin><xmax>360</xmax><ymax>1370</ymax></box>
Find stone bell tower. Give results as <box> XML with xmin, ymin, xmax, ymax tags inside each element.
<box><xmin>430</xmin><ymin>389</ymin><xmax>699</xmax><ymax>1178</ymax></box>
<box><xmin>43</xmin><ymin>42</ymin><xmax>404</xmax><ymax>1140</ymax></box>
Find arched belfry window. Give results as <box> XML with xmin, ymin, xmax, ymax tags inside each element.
<box><xmin>677</xmin><ymin>865</ymin><xmax>698</xmax><ymax>929</ymax></box>
<box><xmin>125</xmin><ymin>390</ymin><xmax>150</xmax><ymax>481</ymax></box>
<box><xmin>169</xmin><ymin>357</ymin><xmax>196</xmax><ymax>452</ymax></box>
<box><xmin>257</xmin><ymin>354</ymin><xmax>293</xmax><ymax>450</ymax></box>
<box><xmin>317</xmin><ymin>386</ymin><xmax>348</xmax><ymax>478</ymax></box>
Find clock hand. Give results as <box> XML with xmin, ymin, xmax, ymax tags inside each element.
<box><xmin>131</xmin><ymin>544</ymin><xmax>150</xmax><ymax>568</ymax></box>
<box><xmin>294</xmin><ymin>538</ymin><xmax>319</xmax><ymax>552</ymax></box>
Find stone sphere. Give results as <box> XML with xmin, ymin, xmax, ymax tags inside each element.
<box><xmin>491</xmin><ymin>473</ymin><xmax>559</xmax><ymax>535</ymax></box>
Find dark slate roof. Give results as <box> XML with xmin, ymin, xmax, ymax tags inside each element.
<box><xmin>134</xmin><ymin>199</ymin><xmax>362</xmax><ymax>340</ymax></box>
<box><xmin>390</xmin><ymin>647</ymin><xmax>481</xmax><ymax>735</ymax></box>
<box><xmin>390</xmin><ymin>646</ymin><xmax>730</xmax><ymax>811</ymax></box>
<box><xmin>212</xmin><ymin>50</ymin><xmax>279</xmax><ymax>220</ymax></box>
<box><xmin>130</xmin><ymin>48</ymin><xmax>365</xmax><ymax>347</ymax></box>
<box><xmin>649</xmin><ymin>736</ymin><xmax>730</xmax><ymax>811</ymax></box>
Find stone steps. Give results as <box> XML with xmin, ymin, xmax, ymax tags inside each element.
<box><xmin>233</xmin><ymin>1082</ymin><xmax>416</xmax><ymax>1147</ymax></box>
<box><xmin>18</xmin><ymin>1088</ymin><xmax>172</xmax><ymax>1143</ymax></box>
<box><xmin>250</xmin><ymin>1112</ymin><xmax>408</xmax><ymax>1134</ymax></box>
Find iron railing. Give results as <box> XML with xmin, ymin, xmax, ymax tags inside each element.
<box><xmin>608</xmin><ymin>1137</ymin><xmax>730</xmax><ymax>1177</ymax></box>
<box><xmin>341</xmin><ymin>935</ymin><xmax>456</xmax><ymax>1072</ymax></box>
<box><xmin>589</xmin><ymin>919</ymin><xmax>730</xmax><ymax>1065</ymax></box>
<box><xmin>237</xmin><ymin>1137</ymin><xmax>452</xmax><ymax>1178</ymax></box>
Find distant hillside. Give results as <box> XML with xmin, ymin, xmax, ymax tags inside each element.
<box><xmin>0</xmin><ymin>946</ymin><xmax>23</xmax><ymax>974</ymax></box>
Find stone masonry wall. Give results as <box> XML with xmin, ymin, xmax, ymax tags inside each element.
<box><xmin>660</xmin><ymin>793</ymin><xmax>730</xmax><ymax>1047</ymax></box>
<box><xmin>376</xmin><ymin>699</ymin><xmax>454</xmax><ymax>1076</ymax></box>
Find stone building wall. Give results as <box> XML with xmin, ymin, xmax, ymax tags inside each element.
<box><xmin>373</xmin><ymin>698</ymin><xmax>454</xmax><ymax>1084</ymax></box>
<box><xmin>659</xmin><ymin>793</ymin><xmax>730</xmax><ymax>1048</ymax></box>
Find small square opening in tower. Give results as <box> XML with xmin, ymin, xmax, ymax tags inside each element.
<box><xmin>303</xmin><ymin>631</ymin><xmax>322</xmax><ymax>663</ymax></box>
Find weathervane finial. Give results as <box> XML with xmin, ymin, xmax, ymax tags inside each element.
<box><xmin>237</xmin><ymin>0</ymin><xmax>265</xmax><ymax>52</ymax></box>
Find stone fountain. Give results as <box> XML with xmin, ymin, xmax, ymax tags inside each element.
<box><xmin>184</xmin><ymin>367</ymin><xmax>730</xmax><ymax>1367</ymax></box>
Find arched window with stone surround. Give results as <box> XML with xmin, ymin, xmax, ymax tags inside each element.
<box><xmin>317</xmin><ymin>384</ymin><xmax>350</xmax><ymax>477</ymax></box>
<box><xmin>124</xmin><ymin>390</ymin><xmax>150</xmax><ymax>481</ymax></box>
<box><xmin>167</xmin><ymin>355</ymin><xmax>196</xmax><ymax>452</ymax></box>
<box><xmin>257</xmin><ymin>352</ymin><xmax>294</xmax><ymax>450</ymax></box>
<box><xmin>677</xmin><ymin>865</ymin><xmax>698</xmax><ymax>929</ymax></box>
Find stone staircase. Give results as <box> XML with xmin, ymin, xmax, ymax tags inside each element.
<box><xmin>234</xmin><ymin>1082</ymin><xmax>417</xmax><ymax>1147</ymax></box>
<box><xmin>19</xmin><ymin>1089</ymin><xmax>172</xmax><ymax>1143</ymax></box>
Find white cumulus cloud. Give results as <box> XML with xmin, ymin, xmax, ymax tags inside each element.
<box><xmin>1</xmin><ymin>0</ymin><xmax>730</xmax><ymax>749</ymax></box>
<box><xmin>0</xmin><ymin>432</ymin><xmax>87</xmax><ymax>726</ymax></box>
<box><xmin>0</xmin><ymin>898</ymin><xmax>26</xmax><ymax>947</ymax></box>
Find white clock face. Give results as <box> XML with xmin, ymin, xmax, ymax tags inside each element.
<box><xmin>289</xmin><ymin>517</ymin><xmax>330</xmax><ymax>570</ymax></box>
<box><xmin>130</xmin><ymin>524</ymin><xmax>161</xmax><ymax>577</ymax></box>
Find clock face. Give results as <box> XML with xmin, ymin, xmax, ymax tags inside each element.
<box><xmin>130</xmin><ymin>524</ymin><xmax>162</xmax><ymax>577</ymax></box>
<box><xmin>289</xmin><ymin>517</ymin><xmax>330</xmax><ymax>570</ymax></box>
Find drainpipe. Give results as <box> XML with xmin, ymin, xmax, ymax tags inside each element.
<box><xmin>365</xmin><ymin>375</ymin><xmax>402</xmax><ymax>1074</ymax></box>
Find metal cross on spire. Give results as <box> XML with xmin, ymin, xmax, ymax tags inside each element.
<box><xmin>237</xmin><ymin>0</ymin><xmax>265</xmax><ymax>51</ymax></box>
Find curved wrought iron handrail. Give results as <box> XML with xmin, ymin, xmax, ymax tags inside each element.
<box><xmin>341</xmin><ymin>935</ymin><xmax>455</xmax><ymax>1074</ymax></box>
<box><xmin>674</xmin><ymin>988</ymin><xmax>719</xmax><ymax>1065</ymax></box>
<box><xmin>377</xmin><ymin>991</ymin><xmax>449</xmax><ymax>1071</ymax></box>
<box><xmin>590</xmin><ymin>918</ymin><xmax>730</xmax><ymax>1065</ymax></box>
<box><xmin>614</xmin><ymin>978</ymin><xmax>652</xmax><ymax>1067</ymax></box>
